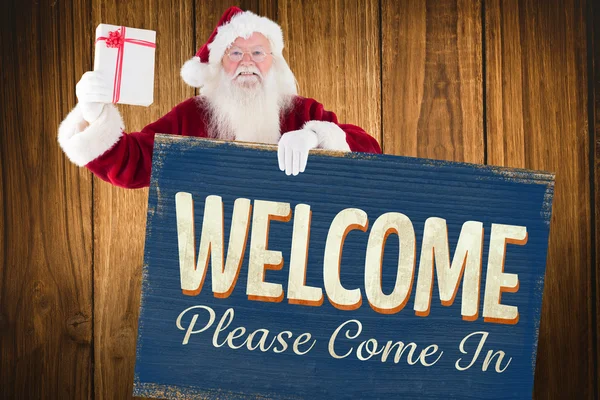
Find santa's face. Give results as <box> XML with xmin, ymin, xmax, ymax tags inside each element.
<box><xmin>221</xmin><ymin>33</ymin><xmax>273</xmax><ymax>88</ymax></box>
<box><xmin>202</xmin><ymin>31</ymin><xmax>295</xmax><ymax>145</ymax></box>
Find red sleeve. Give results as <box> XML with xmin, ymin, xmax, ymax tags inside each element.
<box><xmin>304</xmin><ymin>99</ymin><xmax>382</xmax><ymax>154</ymax></box>
<box><xmin>85</xmin><ymin>107</ymin><xmax>181</xmax><ymax>189</ymax></box>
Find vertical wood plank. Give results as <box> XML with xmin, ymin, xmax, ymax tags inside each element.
<box><xmin>591</xmin><ymin>0</ymin><xmax>600</xmax><ymax>397</ymax></box>
<box><xmin>276</xmin><ymin>0</ymin><xmax>381</xmax><ymax>144</ymax></box>
<box><xmin>486</xmin><ymin>0</ymin><xmax>594</xmax><ymax>398</ymax></box>
<box><xmin>91</xmin><ymin>0</ymin><xmax>194</xmax><ymax>398</ymax></box>
<box><xmin>0</xmin><ymin>0</ymin><xmax>93</xmax><ymax>399</ymax></box>
<box><xmin>257</xmin><ymin>0</ymin><xmax>278</xmax><ymax>21</ymax></box>
<box><xmin>382</xmin><ymin>0</ymin><xmax>483</xmax><ymax>161</ymax></box>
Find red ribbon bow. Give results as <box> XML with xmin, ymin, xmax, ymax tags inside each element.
<box><xmin>96</xmin><ymin>27</ymin><xmax>156</xmax><ymax>103</ymax></box>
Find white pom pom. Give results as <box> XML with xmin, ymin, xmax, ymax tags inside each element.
<box><xmin>180</xmin><ymin>57</ymin><xmax>210</xmax><ymax>88</ymax></box>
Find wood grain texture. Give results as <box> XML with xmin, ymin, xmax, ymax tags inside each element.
<box><xmin>0</xmin><ymin>0</ymin><xmax>94</xmax><ymax>399</ymax></box>
<box><xmin>90</xmin><ymin>0</ymin><xmax>194</xmax><ymax>399</ymax></box>
<box><xmin>592</xmin><ymin>0</ymin><xmax>600</xmax><ymax>397</ymax></box>
<box><xmin>382</xmin><ymin>0</ymin><xmax>483</xmax><ymax>161</ymax></box>
<box><xmin>276</xmin><ymin>0</ymin><xmax>381</xmax><ymax>145</ymax></box>
<box><xmin>485</xmin><ymin>0</ymin><xmax>594</xmax><ymax>398</ymax></box>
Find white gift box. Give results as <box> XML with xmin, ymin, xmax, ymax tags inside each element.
<box><xmin>93</xmin><ymin>24</ymin><xmax>156</xmax><ymax>107</ymax></box>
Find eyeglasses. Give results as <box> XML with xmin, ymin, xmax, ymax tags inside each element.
<box><xmin>225</xmin><ymin>47</ymin><xmax>272</xmax><ymax>63</ymax></box>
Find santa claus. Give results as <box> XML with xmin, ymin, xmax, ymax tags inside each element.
<box><xmin>57</xmin><ymin>6</ymin><xmax>382</xmax><ymax>189</ymax></box>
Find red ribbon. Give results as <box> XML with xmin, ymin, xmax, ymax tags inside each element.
<box><xmin>95</xmin><ymin>26</ymin><xmax>156</xmax><ymax>103</ymax></box>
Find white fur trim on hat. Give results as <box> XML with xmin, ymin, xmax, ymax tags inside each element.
<box><xmin>58</xmin><ymin>103</ymin><xmax>125</xmax><ymax>166</ymax></box>
<box><xmin>303</xmin><ymin>120</ymin><xmax>351</xmax><ymax>152</ymax></box>
<box><xmin>208</xmin><ymin>11</ymin><xmax>285</xmax><ymax>65</ymax></box>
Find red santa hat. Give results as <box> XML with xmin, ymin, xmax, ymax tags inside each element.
<box><xmin>181</xmin><ymin>6</ymin><xmax>286</xmax><ymax>88</ymax></box>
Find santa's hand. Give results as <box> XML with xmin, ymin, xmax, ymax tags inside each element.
<box><xmin>277</xmin><ymin>129</ymin><xmax>319</xmax><ymax>176</ymax></box>
<box><xmin>75</xmin><ymin>71</ymin><xmax>112</xmax><ymax>123</ymax></box>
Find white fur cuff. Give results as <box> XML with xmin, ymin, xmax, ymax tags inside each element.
<box><xmin>57</xmin><ymin>104</ymin><xmax>125</xmax><ymax>166</ymax></box>
<box><xmin>303</xmin><ymin>120</ymin><xmax>351</xmax><ymax>152</ymax></box>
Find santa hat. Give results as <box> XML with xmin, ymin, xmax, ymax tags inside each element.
<box><xmin>181</xmin><ymin>6</ymin><xmax>286</xmax><ymax>88</ymax></box>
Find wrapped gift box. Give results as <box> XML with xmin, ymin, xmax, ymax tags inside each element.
<box><xmin>94</xmin><ymin>24</ymin><xmax>156</xmax><ymax>107</ymax></box>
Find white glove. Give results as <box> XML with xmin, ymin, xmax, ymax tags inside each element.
<box><xmin>277</xmin><ymin>129</ymin><xmax>319</xmax><ymax>176</ymax></box>
<box><xmin>75</xmin><ymin>71</ymin><xmax>112</xmax><ymax>123</ymax></box>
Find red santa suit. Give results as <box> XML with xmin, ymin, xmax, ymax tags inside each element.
<box><xmin>57</xmin><ymin>6</ymin><xmax>382</xmax><ymax>187</ymax></box>
<box><xmin>58</xmin><ymin>96</ymin><xmax>381</xmax><ymax>189</ymax></box>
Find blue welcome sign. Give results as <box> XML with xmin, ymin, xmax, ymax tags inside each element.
<box><xmin>133</xmin><ymin>135</ymin><xmax>554</xmax><ymax>399</ymax></box>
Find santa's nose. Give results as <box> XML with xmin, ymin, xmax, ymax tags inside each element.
<box><xmin>240</xmin><ymin>52</ymin><xmax>254</xmax><ymax>64</ymax></box>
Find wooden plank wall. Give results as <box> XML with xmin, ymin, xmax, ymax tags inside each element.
<box><xmin>591</xmin><ymin>1</ymin><xmax>600</xmax><ymax>398</ymax></box>
<box><xmin>0</xmin><ymin>0</ymin><xmax>94</xmax><ymax>399</ymax></box>
<box><xmin>0</xmin><ymin>0</ymin><xmax>596</xmax><ymax>399</ymax></box>
<box><xmin>486</xmin><ymin>1</ymin><xmax>594</xmax><ymax>398</ymax></box>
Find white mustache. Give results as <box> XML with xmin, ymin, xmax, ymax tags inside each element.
<box><xmin>234</xmin><ymin>66</ymin><xmax>262</xmax><ymax>79</ymax></box>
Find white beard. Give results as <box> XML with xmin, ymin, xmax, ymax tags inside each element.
<box><xmin>201</xmin><ymin>65</ymin><xmax>294</xmax><ymax>145</ymax></box>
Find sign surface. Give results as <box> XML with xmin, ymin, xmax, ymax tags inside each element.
<box><xmin>134</xmin><ymin>135</ymin><xmax>554</xmax><ymax>399</ymax></box>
